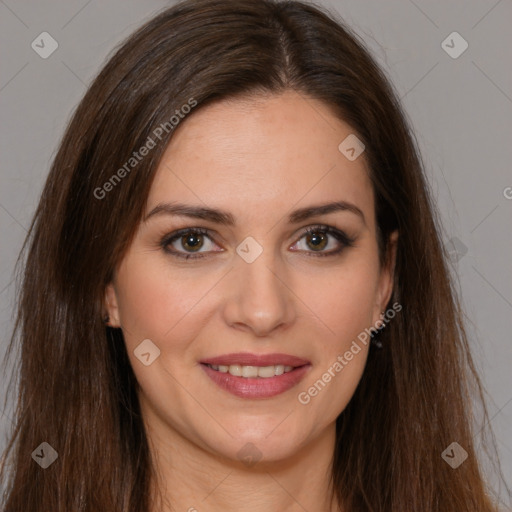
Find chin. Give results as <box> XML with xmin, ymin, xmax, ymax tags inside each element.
<box><xmin>202</xmin><ymin>426</ymin><xmax>307</xmax><ymax>465</ymax></box>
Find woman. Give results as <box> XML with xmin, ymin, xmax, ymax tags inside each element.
<box><xmin>0</xmin><ymin>0</ymin><xmax>506</xmax><ymax>510</ymax></box>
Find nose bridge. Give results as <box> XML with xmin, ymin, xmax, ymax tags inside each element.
<box><xmin>223</xmin><ymin>237</ymin><xmax>294</xmax><ymax>335</ymax></box>
<box><xmin>239</xmin><ymin>241</ymin><xmax>279</xmax><ymax>294</ymax></box>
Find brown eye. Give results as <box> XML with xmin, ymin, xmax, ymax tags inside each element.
<box><xmin>161</xmin><ymin>228</ymin><xmax>219</xmax><ymax>259</ymax></box>
<box><xmin>292</xmin><ymin>225</ymin><xmax>356</xmax><ymax>257</ymax></box>
<box><xmin>305</xmin><ymin>231</ymin><xmax>328</xmax><ymax>251</ymax></box>
<box><xmin>181</xmin><ymin>232</ymin><xmax>204</xmax><ymax>252</ymax></box>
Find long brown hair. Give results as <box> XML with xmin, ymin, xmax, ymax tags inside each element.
<box><xmin>0</xmin><ymin>0</ymin><xmax>506</xmax><ymax>510</ymax></box>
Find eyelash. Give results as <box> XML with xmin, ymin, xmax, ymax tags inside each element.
<box><xmin>160</xmin><ymin>225</ymin><xmax>356</xmax><ymax>260</ymax></box>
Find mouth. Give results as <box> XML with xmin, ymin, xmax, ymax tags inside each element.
<box><xmin>199</xmin><ymin>353</ymin><xmax>311</xmax><ymax>399</ymax></box>
<box><xmin>204</xmin><ymin>363</ymin><xmax>298</xmax><ymax>378</ymax></box>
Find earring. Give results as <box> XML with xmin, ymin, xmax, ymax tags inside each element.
<box><xmin>370</xmin><ymin>311</ymin><xmax>385</xmax><ymax>349</ymax></box>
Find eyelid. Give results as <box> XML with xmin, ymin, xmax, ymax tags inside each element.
<box><xmin>160</xmin><ymin>224</ymin><xmax>356</xmax><ymax>259</ymax></box>
<box><xmin>292</xmin><ymin>224</ymin><xmax>356</xmax><ymax>257</ymax></box>
<box><xmin>160</xmin><ymin>227</ymin><xmax>219</xmax><ymax>259</ymax></box>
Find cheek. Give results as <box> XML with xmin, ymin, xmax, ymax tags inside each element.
<box><xmin>114</xmin><ymin>253</ymin><xmax>221</xmax><ymax>352</ymax></box>
<box><xmin>292</xmin><ymin>260</ymin><xmax>377</xmax><ymax>423</ymax></box>
<box><xmin>115</xmin><ymin>244</ymin><xmax>380</xmax><ymax>348</ymax></box>
<box><xmin>300</xmin><ymin>257</ymin><xmax>380</xmax><ymax>350</ymax></box>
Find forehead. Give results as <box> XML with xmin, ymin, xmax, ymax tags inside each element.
<box><xmin>147</xmin><ymin>91</ymin><xmax>374</xmax><ymax>227</ymax></box>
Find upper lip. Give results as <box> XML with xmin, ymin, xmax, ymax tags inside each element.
<box><xmin>200</xmin><ymin>352</ymin><xmax>310</xmax><ymax>367</ymax></box>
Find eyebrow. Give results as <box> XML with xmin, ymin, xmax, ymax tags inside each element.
<box><xmin>144</xmin><ymin>200</ymin><xmax>365</xmax><ymax>226</ymax></box>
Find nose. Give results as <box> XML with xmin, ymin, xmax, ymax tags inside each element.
<box><xmin>221</xmin><ymin>244</ymin><xmax>296</xmax><ymax>337</ymax></box>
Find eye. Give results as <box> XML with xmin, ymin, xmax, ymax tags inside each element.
<box><xmin>161</xmin><ymin>224</ymin><xmax>356</xmax><ymax>260</ymax></box>
<box><xmin>161</xmin><ymin>228</ymin><xmax>220</xmax><ymax>260</ymax></box>
<box><xmin>291</xmin><ymin>224</ymin><xmax>356</xmax><ymax>257</ymax></box>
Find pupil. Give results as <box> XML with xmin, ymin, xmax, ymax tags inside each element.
<box><xmin>183</xmin><ymin>233</ymin><xmax>202</xmax><ymax>251</ymax></box>
<box><xmin>308</xmin><ymin>232</ymin><xmax>326</xmax><ymax>250</ymax></box>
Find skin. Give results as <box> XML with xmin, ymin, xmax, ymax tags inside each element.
<box><xmin>105</xmin><ymin>90</ymin><xmax>398</xmax><ymax>512</ymax></box>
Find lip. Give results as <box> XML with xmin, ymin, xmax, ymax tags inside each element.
<box><xmin>200</xmin><ymin>363</ymin><xmax>311</xmax><ymax>399</ymax></box>
<box><xmin>200</xmin><ymin>352</ymin><xmax>310</xmax><ymax>367</ymax></box>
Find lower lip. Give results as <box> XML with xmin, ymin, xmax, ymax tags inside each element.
<box><xmin>200</xmin><ymin>363</ymin><xmax>311</xmax><ymax>399</ymax></box>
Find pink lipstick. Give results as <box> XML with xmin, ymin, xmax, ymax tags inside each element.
<box><xmin>199</xmin><ymin>352</ymin><xmax>311</xmax><ymax>399</ymax></box>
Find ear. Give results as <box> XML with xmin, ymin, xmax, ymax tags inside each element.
<box><xmin>373</xmin><ymin>230</ymin><xmax>399</xmax><ymax>323</ymax></box>
<box><xmin>104</xmin><ymin>282</ymin><xmax>121</xmax><ymax>328</ymax></box>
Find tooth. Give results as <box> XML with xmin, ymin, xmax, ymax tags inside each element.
<box><xmin>228</xmin><ymin>364</ymin><xmax>242</xmax><ymax>376</ymax></box>
<box><xmin>241</xmin><ymin>365</ymin><xmax>259</xmax><ymax>378</ymax></box>
<box><xmin>258</xmin><ymin>366</ymin><xmax>276</xmax><ymax>378</ymax></box>
<box><xmin>274</xmin><ymin>365</ymin><xmax>284</xmax><ymax>376</ymax></box>
<box><xmin>213</xmin><ymin>363</ymin><xmax>299</xmax><ymax>378</ymax></box>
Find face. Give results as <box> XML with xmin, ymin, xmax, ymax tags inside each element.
<box><xmin>105</xmin><ymin>90</ymin><xmax>397</xmax><ymax>464</ymax></box>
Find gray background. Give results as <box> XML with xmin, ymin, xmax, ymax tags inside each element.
<box><xmin>1</xmin><ymin>0</ymin><xmax>511</xmax><ymax>505</ymax></box>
